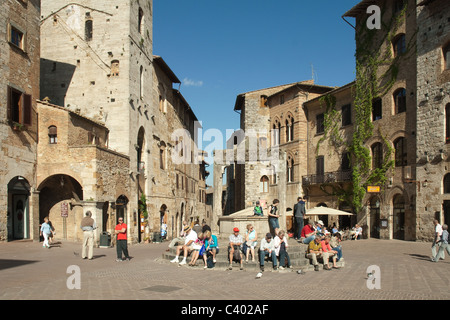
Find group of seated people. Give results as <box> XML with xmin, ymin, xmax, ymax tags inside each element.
<box><xmin>168</xmin><ymin>219</ymin><xmax>345</xmax><ymax>272</ymax></box>
<box><xmin>169</xmin><ymin>220</ymin><xmax>219</xmax><ymax>268</ymax></box>
<box><xmin>300</xmin><ymin>220</ymin><xmax>344</xmax><ymax>271</ymax></box>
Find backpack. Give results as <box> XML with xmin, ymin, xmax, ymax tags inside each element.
<box><xmin>207</xmin><ymin>253</ymin><xmax>215</xmax><ymax>268</ymax></box>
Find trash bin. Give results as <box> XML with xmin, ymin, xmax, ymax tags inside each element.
<box><xmin>152</xmin><ymin>232</ymin><xmax>162</xmax><ymax>243</ymax></box>
<box><xmin>99</xmin><ymin>232</ymin><xmax>111</xmax><ymax>248</ymax></box>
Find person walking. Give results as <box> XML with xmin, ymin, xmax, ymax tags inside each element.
<box><xmin>115</xmin><ymin>217</ymin><xmax>130</xmax><ymax>261</ymax></box>
<box><xmin>40</xmin><ymin>217</ymin><xmax>53</xmax><ymax>249</ymax></box>
<box><xmin>293</xmin><ymin>197</ymin><xmax>306</xmax><ymax>240</ymax></box>
<box><xmin>80</xmin><ymin>211</ymin><xmax>97</xmax><ymax>260</ymax></box>
<box><xmin>432</xmin><ymin>222</ymin><xmax>448</xmax><ymax>262</ymax></box>
<box><xmin>432</xmin><ymin>219</ymin><xmax>445</xmax><ymax>261</ymax></box>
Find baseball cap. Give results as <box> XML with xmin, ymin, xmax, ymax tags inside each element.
<box><xmin>233</xmin><ymin>227</ymin><xmax>239</xmax><ymax>232</ymax></box>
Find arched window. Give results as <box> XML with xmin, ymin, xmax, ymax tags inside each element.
<box><xmin>393</xmin><ymin>34</ymin><xmax>406</xmax><ymax>57</ymax></box>
<box><xmin>394</xmin><ymin>137</ymin><xmax>407</xmax><ymax>167</ymax></box>
<box><xmin>48</xmin><ymin>126</ymin><xmax>57</xmax><ymax>144</ymax></box>
<box><xmin>443</xmin><ymin>43</ymin><xmax>450</xmax><ymax>70</ymax></box>
<box><xmin>371</xmin><ymin>142</ymin><xmax>383</xmax><ymax>169</ymax></box>
<box><xmin>138</xmin><ymin>8</ymin><xmax>145</xmax><ymax>35</ymax></box>
<box><xmin>444</xmin><ymin>174</ymin><xmax>450</xmax><ymax>194</ymax></box>
<box><xmin>260</xmin><ymin>176</ymin><xmax>269</xmax><ymax>193</ymax></box>
<box><xmin>446</xmin><ymin>104</ymin><xmax>450</xmax><ymax>143</ymax></box>
<box><xmin>393</xmin><ymin>88</ymin><xmax>406</xmax><ymax>114</ymax></box>
<box><xmin>139</xmin><ymin>66</ymin><xmax>144</xmax><ymax>98</ymax></box>
<box><xmin>111</xmin><ymin>60</ymin><xmax>119</xmax><ymax>77</ymax></box>
<box><xmin>272</xmin><ymin>121</ymin><xmax>280</xmax><ymax>146</ymax></box>
<box><xmin>287</xmin><ymin>157</ymin><xmax>294</xmax><ymax>182</ymax></box>
<box><xmin>285</xmin><ymin>115</ymin><xmax>294</xmax><ymax>142</ymax></box>
<box><xmin>85</xmin><ymin>18</ymin><xmax>93</xmax><ymax>41</ymax></box>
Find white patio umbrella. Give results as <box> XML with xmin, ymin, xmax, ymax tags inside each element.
<box><xmin>305</xmin><ymin>206</ymin><xmax>353</xmax><ymax>216</ymax></box>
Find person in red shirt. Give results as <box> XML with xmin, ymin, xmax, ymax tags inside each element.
<box><xmin>115</xmin><ymin>218</ymin><xmax>130</xmax><ymax>261</ymax></box>
<box><xmin>300</xmin><ymin>220</ymin><xmax>317</xmax><ymax>244</ymax></box>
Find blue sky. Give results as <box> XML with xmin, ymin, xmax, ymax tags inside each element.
<box><xmin>153</xmin><ymin>0</ymin><xmax>361</xmax><ymax>186</ymax></box>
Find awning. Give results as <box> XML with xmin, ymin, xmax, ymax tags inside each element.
<box><xmin>305</xmin><ymin>206</ymin><xmax>353</xmax><ymax>216</ymax></box>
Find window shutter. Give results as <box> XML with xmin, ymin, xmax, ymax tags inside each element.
<box><xmin>23</xmin><ymin>94</ymin><xmax>32</xmax><ymax>126</ymax></box>
<box><xmin>7</xmin><ymin>86</ymin><xmax>12</xmax><ymax>121</ymax></box>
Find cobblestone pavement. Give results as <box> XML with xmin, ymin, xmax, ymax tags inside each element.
<box><xmin>0</xmin><ymin>238</ymin><xmax>449</xmax><ymax>303</ymax></box>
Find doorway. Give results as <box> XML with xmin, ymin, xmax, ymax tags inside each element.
<box><xmin>443</xmin><ymin>200</ymin><xmax>450</xmax><ymax>227</ymax></box>
<box><xmin>393</xmin><ymin>195</ymin><xmax>405</xmax><ymax>240</ymax></box>
<box><xmin>369</xmin><ymin>197</ymin><xmax>381</xmax><ymax>239</ymax></box>
<box><xmin>8</xmin><ymin>177</ymin><xmax>30</xmax><ymax>240</ymax></box>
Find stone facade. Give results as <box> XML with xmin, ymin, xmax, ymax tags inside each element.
<box><xmin>415</xmin><ymin>0</ymin><xmax>450</xmax><ymax>241</ymax></box>
<box><xmin>0</xmin><ymin>0</ymin><xmax>40</xmax><ymax>241</ymax></box>
<box><xmin>37</xmin><ymin>101</ymin><xmax>130</xmax><ymax>242</ymax></box>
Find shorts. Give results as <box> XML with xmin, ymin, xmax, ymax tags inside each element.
<box><xmin>269</xmin><ymin>217</ymin><xmax>280</xmax><ymax>230</ymax></box>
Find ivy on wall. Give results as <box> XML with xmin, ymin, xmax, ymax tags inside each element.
<box><xmin>316</xmin><ymin>1</ymin><xmax>414</xmax><ymax>214</ymax></box>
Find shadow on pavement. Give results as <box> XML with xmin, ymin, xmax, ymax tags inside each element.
<box><xmin>0</xmin><ymin>259</ymin><xmax>39</xmax><ymax>271</ymax></box>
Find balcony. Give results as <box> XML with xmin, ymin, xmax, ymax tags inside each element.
<box><xmin>302</xmin><ymin>170</ymin><xmax>352</xmax><ymax>186</ymax></box>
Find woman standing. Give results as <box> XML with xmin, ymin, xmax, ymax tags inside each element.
<box><xmin>40</xmin><ymin>217</ymin><xmax>53</xmax><ymax>249</ymax></box>
<box><xmin>245</xmin><ymin>224</ymin><xmax>258</xmax><ymax>262</ymax></box>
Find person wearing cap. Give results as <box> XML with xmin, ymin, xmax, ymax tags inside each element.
<box><xmin>170</xmin><ymin>225</ymin><xmax>197</xmax><ymax>265</ymax></box>
<box><xmin>253</xmin><ymin>201</ymin><xmax>263</xmax><ymax>216</ymax></box>
<box><xmin>228</xmin><ymin>227</ymin><xmax>244</xmax><ymax>270</ymax></box>
<box><xmin>259</xmin><ymin>233</ymin><xmax>277</xmax><ymax>272</ymax></box>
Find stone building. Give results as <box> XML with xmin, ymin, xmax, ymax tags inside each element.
<box><xmin>415</xmin><ymin>0</ymin><xmax>450</xmax><ymax>241</ymax></box>
<box><xmin>0</xmin><ymin>0</ymin><xmax>40</xmax><ymax>241</ymax></box>
<box><xmin>214</xmin><ymin>81</ymin><xmax>334</xmax><ymax>235</ymax></box>
<box><xmin>36</xmin><ymin>100</ymin><xmax>130</xmax><ymax>242</ymax></box>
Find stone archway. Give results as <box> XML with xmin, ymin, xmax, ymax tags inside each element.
<box><xmin>37</xmin><ymin>174</ymin><xmax>83</xmax><ymax>241</ymax></box>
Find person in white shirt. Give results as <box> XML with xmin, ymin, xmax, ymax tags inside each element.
<box><xmin>273</xmin><ymin>230</ymin><xmax>292</xmax><ymax>269</ymax></box>
<box><xmin>170</xmin><ymin>225</ymin><xmax>197</xmax><ymax>265</ymax></box>
<box><xmin>432</xmin><ymin>219</ymin><xmax>445</xmax><ymax>261</ymax></box>
<box><xmin>259</xmin><ymin>233</ymin><xmax>277</xmax><ymax>272</ymax></box>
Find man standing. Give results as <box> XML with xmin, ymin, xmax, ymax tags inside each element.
<box><xmin>81</xmin><ymin>211</ymin><xmax>97</xmax><ymax>260</ymax></box>
<box><xmin>115</xmin><ymin>217</ymin><xmax>130</xmax><ymax>261</ymax></box>
<box><xmin>293</xmin><ymin>197</ymin><xmax>306</xmax><ymax>240</ymax></box>
<box><xmin>432</xmin><ymin>219</ymin><xmax>445</xmax><ymax>261</ymax></box>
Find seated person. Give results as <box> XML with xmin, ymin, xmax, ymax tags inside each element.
<box><xmin>306</xmin><ymin>235</ymin><xmax>324</xmax><ymax>271</ymax></box>
<box><xmin>170</xmin><ymin>226</ymin><xmax>197</xmax><ymax>265</ymax></box>
<box><xmin>253</xmin><ymin>201</ymin><xmax>263</xmax><ymax>216</ymax></box>
<box><xmin>259</xmin><ymin>233</ymin><xmax>277</xmax><ymax>272</ymax></box>
<box><xmin>203</xmin><ymin>230</ymin><xmax>219</xmax><ymax>265</ymax></box>
<box><xmin>321</xmin><ymin>235</ymin><xmax>340</xmax><ymax>269</ymax></box>
<box><xmin>301</xmin><ymin>220</ymin><xmax>317</xmax><ymax>244</ymax></box>
<box><xmin>330</xmin><ymin>232</ymin><xmax>343</xmax><ymax>261</ymax></box>
<box><xmin>352</xmin><ymin>224</ymin><xmax>363</xmax><ymax>240</ymax></box>
<box><xmin>274</xmin><ymin>230</ymin><xmax>292</xmax><ymax>269</ymax></box>
<box><xmin>189</xmin><ymin>232</ymin><xmax>205</xmax><ymax>266</ymax></box>
<box><xmin>228</xmin><ymin>227</ymin><xmax>244</xmax><ymax>270</ymax></box>
<box><xmin>245</xmin><ymin>224</ymin><xmax>258</xmax><ymax>262</ymax></box>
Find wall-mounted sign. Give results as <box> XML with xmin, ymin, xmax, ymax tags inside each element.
<box><xmin>367</xmin><ymin>186</ymin><xmax>381</xmax><ymax>193</ymax></box>
<box><xmin>61</xmin><ymin>202</ymin><xmax>69</xmax><ymax>218</ymax></box>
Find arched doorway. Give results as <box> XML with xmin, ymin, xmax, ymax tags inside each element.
<box><xmin>369</xmin><ymin>196</ymin><xmax>381</xmax><ymax>239</ymax></box>
<box><xmin>116</xmin><ymin>195</ymin><xmax>129</xmax><ymax>224</ymax></box>
<box><xmin>160</xmin><ymin>204</ymin><xmax>167</xmax><ymax>240</ymax></box>
<box><xmin>393</xmin><ymin>195</ymin><xmax>405</xmax><ymax>240</ymax></box>
<box><xmin>7</xmin><ymin>177</ymin><xmax>31</xmax><ymax>240</ymax></box>
<box><xmin>38</xmin><ymin>174</ymin><xmax>83</xmax><ymax>241</ymax></box>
